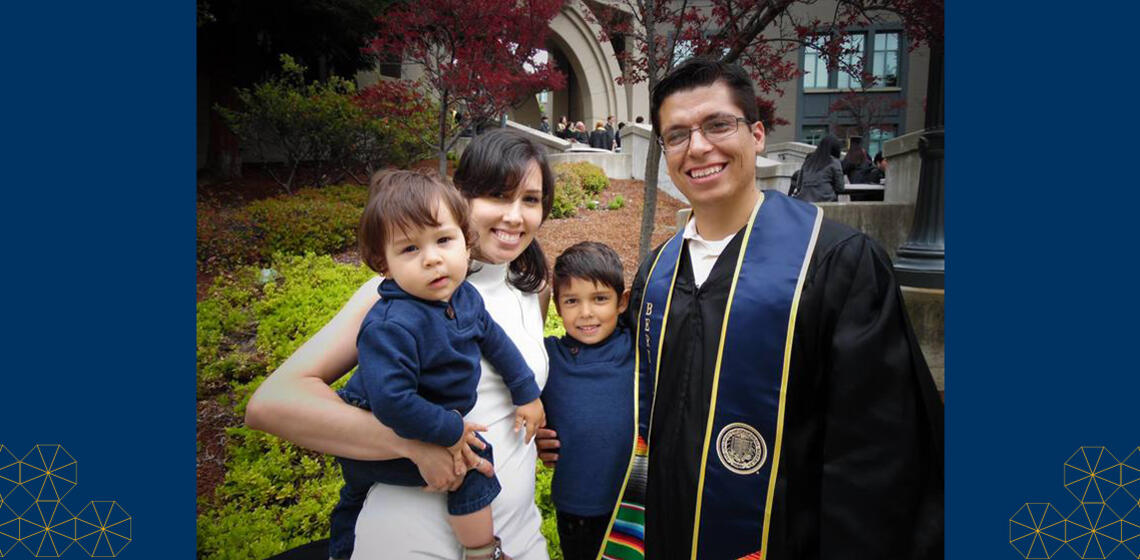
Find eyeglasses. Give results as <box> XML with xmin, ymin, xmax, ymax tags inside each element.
<box><xmin>658</xmin><ymin>117</ymin><xmax>750</xmax><ymax>153</ymax></box>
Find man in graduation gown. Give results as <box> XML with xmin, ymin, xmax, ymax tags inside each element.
<box><xmin>584</xmin><ymin>57</ymin><xmax>943</xmax><ymax>560</ymax></box>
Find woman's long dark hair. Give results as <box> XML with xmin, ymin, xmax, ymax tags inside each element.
<box><xmin>802</xmin><ymin>134</ymin><xmax>842</xmax><ymax>174</ymax></box>
<box><xmin>842</xmin><ymin>141</ymin><xmax>868</xmax><ymax>168</ymax></box>
<box><xmin>452</xmin><ymin>129</ymin><xmax>554</xmax><ymax>293</ymax></box>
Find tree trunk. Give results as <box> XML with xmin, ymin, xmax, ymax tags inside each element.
<box><xmin>637</xmin><ymin>0</ymin><xmax>660</xmax><ymax>260</ymax></box>
<box><xmin>639</xmin><ymin>143</ymin><xmax>661</xmax><ymax>259</ymax></box>
<box><xmin>438</xmin><ymin>90</ymin><xmax>449</xmax><ymax>176</ymax></box>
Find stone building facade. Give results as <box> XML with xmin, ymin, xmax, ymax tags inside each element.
<box><xmin>360</xmin><ymin>0</ymin><xmax>932</xmax><ymax>152</ymax></box>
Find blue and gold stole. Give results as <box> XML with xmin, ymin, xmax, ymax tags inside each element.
<box><xmin>599</xmin><ymin>191</ymin><xmax>822</xmax><ymax>560</ymax></box>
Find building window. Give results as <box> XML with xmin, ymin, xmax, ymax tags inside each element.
<box><xmin>378</xmin><ymin>54</ymin><xmax>401</xmax><ymax>79</ymax></box>
<box><xmin>803</xmin><ymin>36</ymin><xmax>829</xmax><ymax>89</ymax></box>
<box><xmin>801</xmin><ymin>29</ymin><xmax>901</xmax><ymax>91</ymax></box>
<box><xmin>836</xmin><ymin>33</ymin><xmax>865</xmax><ymax>89</ymax></box>
<box><xmin>868</xmin><ymin>126</ymin><xmax>897</xmax><ymax>158</ymax></box>
<box><xmin>803</xmin><ymin>125</ymin><xmax>829</xmax><ymax>145</ymax></box>
<box><xmin>872</xmin><ymin>32</ymin><xmax>900</xmax><ymax>87</ymax></box>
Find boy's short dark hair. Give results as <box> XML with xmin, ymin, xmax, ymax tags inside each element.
<box><xmin>552</xmin><ymin>241</ymin><xmax>624</xmax><ymax>300</ymax></box>
<box><xmin>359</xmin><ymin>169</ymin><xmax>472</xmax><ymax>275</ymax></box>
<box><xmin>650</xmin><ymin>56</ymin><xmax>760</xmax><ymax>135</ymax></box>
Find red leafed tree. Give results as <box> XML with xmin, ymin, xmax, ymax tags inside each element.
<box><xmin>588</xmin><ymin>0</ymin><xmax>942</xmax><ymax>258</ymax></box>
<box><xmin>367</xmin><ymin>0</ymin><xmax>566</xmax><ymax>174</ymax></box>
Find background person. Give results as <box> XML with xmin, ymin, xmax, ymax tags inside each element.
<box><xmin>789</xmin><ymin>134</ymin><xmax>845</xmax><ymax>202</ymax></box>
<box><xmin>247</xmin><ymin>129</ymin><xmax>558</xmax><ymax>560</ymax></box>
<box><xmin>868</xmin><ymin>151</ymin><xmax>888</xmax><ymax>184</ymax></box>
<box><xmin>841</xmin><ymin>137</ymin><xmax>873</xmax><ymax>183</ymax></box>
<box><xmin>588</xmin><ymin>121</ymin><xmax>610</xmax><ymax>150</ymax></box>
<box><xmin>572</xmin><ymin>122</ymin><xmax>589</xmax><ymax>144</ymax></box>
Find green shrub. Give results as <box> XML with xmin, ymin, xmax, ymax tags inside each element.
<box><xmin>545</xmin><ymin>301</ymin><xmax>566</xmax><ymax>338</ymax></box>
<box><xmin>254</xmin><ymin>253</ymin><xmax>377</xmax><ymax>369</ymax></box>
<box><xmin>607</xmin><ymin>194</ymin><xmax>625</xmax><ymax>210</ymax></box>
<box><xmin>197</xmin><ymin>426</ymin><xmax>343</xmax><ymax>560</ymax></box>
<box><xmin>551</xmin><ymin>165</ymin><xmax>587</xmax><ymax>219</ymax></box>
<box><xmin>568</xmin><ymin>162</ymin><xmax>609</xmax><ymax>195</ymax></box>
<box><xmin>197</xmin><ymin>271</ymin><xmax>263</xmax><ymax>398</ymax></box>
<box><xmin>217</xmin><ymin>55</ymin><xmax>437</xmax><ymax>192</ymax></box>
<box><xmin>217</xmin><ymin>55</ymin><xmax>361</xmax><ymax>193</ymax></box>
<box><xmin>198</xmin><ymin>254</ymin><xmax>375</xmax><ymax>559</ymax></box>
<box><xmin>245</xmin><ymin>197</ymin><xmax>359</xmax><ymax>258</ymax></box>
<box><xmin>197</xmin><ymin>185</ymin><xmax>366</xmax><ymax>271</ymax></box>
<box><xmin>551</xmin><ymin>162</ymin><xmax>608</xmax><ymax>218</ymax></box>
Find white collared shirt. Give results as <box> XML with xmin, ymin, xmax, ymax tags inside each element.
<box><xmin>682</xmin><ymin>197</ymin><xmax>762</xmax><ymax>287</ymax></box>
<box><xmin>682</xmin><ymin>216</ymin><xmax>738</xmax><ymax>288</ymax></box>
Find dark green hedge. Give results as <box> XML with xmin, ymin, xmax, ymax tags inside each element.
<box><xmin>197</xmin><ymin>184</ymin><xmax>367</xmax><ymax>272</ymax></box>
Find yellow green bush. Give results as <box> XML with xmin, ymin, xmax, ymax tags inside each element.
<box><xmin>551</xmin><ymin>162</ymin><xmax>608</xmax><ymax>219</ymax></box>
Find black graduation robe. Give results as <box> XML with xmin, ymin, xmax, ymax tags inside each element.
<box><xmin>626</xmin><ymin>217</ymin><xmax>943</xmax><ymax>560</ymax></box>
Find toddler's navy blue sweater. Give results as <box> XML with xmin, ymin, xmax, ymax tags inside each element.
<box><xmin>341</xmin><ymin>279</ymin><xmax>541</xmax><ymax>448</ymax></box>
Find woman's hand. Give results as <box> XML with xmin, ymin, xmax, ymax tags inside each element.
<box><xmin>514</xmin><ymin>399</ymin><xmax>545</xmax><ymax>443</ymax></box>
<box><xmin>422</xmin><ymin>423</ymin><xmax>494</xmax><ymax>492</ymax></box>
<box><xmin>409</xmin><ymin>439</ymin><xmax>468</xmax><ymax>491</ymax></box>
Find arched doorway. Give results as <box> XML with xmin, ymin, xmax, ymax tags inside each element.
<box><xmin>510</xmin><ymin>3</ymin><xmax>646</xmax><ymax>130</ymax></box>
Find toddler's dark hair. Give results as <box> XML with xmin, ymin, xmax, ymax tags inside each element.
<box><xmin>358</xmin><ymin>169</ymin><xmax>472</xmax><ymax>275</ymax></box>
<box><xmin>552</xmin><ymin>241</ymin><xmax>624</xmax><ymax>300</ymax></box>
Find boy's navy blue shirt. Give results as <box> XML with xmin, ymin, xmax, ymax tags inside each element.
<box><xmin>342</xmin><ymin>279</ymin><xmax>541</xmax><ymax>447</ymax></box>
<box><xmin>542</xmin><ymin>327</ymin><xmax>634</xmax><ymax>516</ymax></box>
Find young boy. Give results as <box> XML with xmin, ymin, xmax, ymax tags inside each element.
<box><xmin>541</xmin><ymin>242</ymin><xmax>635</xmax><ymax>560</ymax></box>
<box><xmin>330</xmin><ymin>169</ymin><xmax>545</xmax><ymax>560</ymax></box>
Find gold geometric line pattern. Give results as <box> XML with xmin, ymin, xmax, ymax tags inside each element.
<box><xmin>1013</xmin><ymin>447</ymin><xmax>1140</xmax><ymax>559</ymax></box>
<box><xmin>0</xmin><ymin>445</ymin><xmax>130</xmax><ymax>557</ymax></box>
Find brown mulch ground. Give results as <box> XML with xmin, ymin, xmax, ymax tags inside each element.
<box><xmin>196</xmin><ymin>165</ymin><xmax>686</xmax><ymax>504</ymax></box>
<box><xmin>538</xmin><ymin>179</ymin><xmax>686</xmax><ymax>287</ymax></box>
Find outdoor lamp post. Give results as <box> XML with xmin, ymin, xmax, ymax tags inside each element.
<box><xmin>894</xmin><ymin>43</ymin><xmax>944</xmax><ymax>289</ymax></box>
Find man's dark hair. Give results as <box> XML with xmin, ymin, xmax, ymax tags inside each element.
<box><xmin>634</xmin><ymin>116</ymin><xmax>644</xmax><ymax>123</ymax></box>
<box><xmin>552</xmin><ymin>241</ymin><xmax>624</xmax><ymax>301</ymax></box>
<box><xmin>650</xmin><ymin>56</ymin><xmax>760</xmax><ymax>135</ymax></box>
<box><xmin>359</xmin><ymin>169</ymin><xmax>472</xmax><ymax>275</ymax></box>
<box><xmin>874</xmin><ymin>151</ymin><xmax>884</xmax><ymax>164</ymax></box>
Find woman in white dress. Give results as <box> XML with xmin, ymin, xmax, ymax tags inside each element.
<box><xmin>247</xmin><ymin>129</ymin><xmax>555</xmax><ymax>559</ymax></box>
